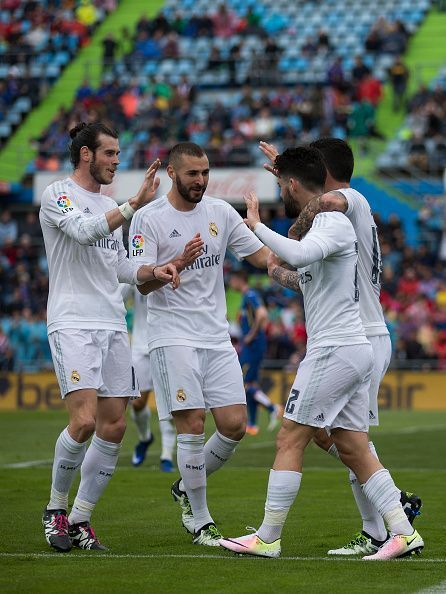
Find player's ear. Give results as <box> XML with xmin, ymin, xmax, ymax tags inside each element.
<box><xmin>80</xmin><ymin>145</ymin><xmax>91</xmax><ymax>163</ymax></box>
<box><xmin>166</xmin><ymin>163</ymin><xmax>175</xmax><ymax>180</ymax></box>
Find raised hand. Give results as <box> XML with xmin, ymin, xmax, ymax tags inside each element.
<box><xmin>173</xmin><ymin>233</ymin><xmax>205</xmax><ymax>272</ymax></box>
<box><xmin>132</xmin><ymin>159</ymin><xmax>161</xmax><ymax>209</ymax></box>
<box><xmin>259</xmin><ymin>141</ymin><xmax>279</xmax><ymax>176</ymax></box>
<box><xmin>244</xmin><ymin>191</ymin><xmax>261</xmax><ymax>231</ymax></box>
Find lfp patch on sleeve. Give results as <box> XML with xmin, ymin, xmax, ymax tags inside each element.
<box><xmin>131</xmin><ymin>234</ymin><xmax>145</xmax><ymax>256</ymax></box>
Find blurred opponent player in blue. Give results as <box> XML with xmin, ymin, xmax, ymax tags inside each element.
<box><xmin>229</xmin><ymin>270</ymin><xmax>281</xmax><ymax>434</ymax></box>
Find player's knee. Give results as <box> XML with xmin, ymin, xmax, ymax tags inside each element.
<box><xmin>71</xmin><ymin>415</ymin><xmax>96</xmax><ymax>441</ymax></box>
<box><xmin>174</xmin><ymin>410</ymin><xmax>206</xmax><ymax>435</ymax></box>
<box><xmin>276</xmin><ymin>424</ymin><xmax>302</xmax><ymax>455</ymax></box>
<box><xmin>222</xmin><ymin>419</ymin><xmax>246</xmax><ymax>441</ymax></box>
<box><xmin>216</xmin><ymin>409</ymin><xmax>247</xmax><ymax>441</ymax></box>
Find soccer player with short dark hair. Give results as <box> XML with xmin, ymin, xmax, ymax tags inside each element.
<box><xmin>130</xmin><ymin>142</ymin><xmax>270</xmax><ymax>546</ymax></box>
<box><xmin>219</xmin><ymin>146</ymin><xmax>423</xmax><ymax>560</ymax></box>
<box><xmin>259</xmin><ymin>138</ymin><xmax>422</xmax><ymax>556</ymax></box>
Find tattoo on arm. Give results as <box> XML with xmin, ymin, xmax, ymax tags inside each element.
<box><xmin>289</xmin><ymin>191</ymin><xmax>348</xmax><ymax>238</ymax></box>
<box><xmin>271</xmin><ymin>266</ymin><xmax>301</xmax><ymax>292</ymax></box>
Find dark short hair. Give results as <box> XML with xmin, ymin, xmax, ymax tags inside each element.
<box><xmin>309</xmin><ymin>138</ymin><xmax>354</xmax><ymax>183</ymax></box>
<box><xmin>168</xmin><ymin>142</ymin><xmax>206</xmax><ymax>168</ymax></box>
<box><xmin>274</xmin><ymin>147</ymin><xmax>326</xmax><ymax>192</ymax></box>
<box><xmin>69</xmin><ymin>122</ymin><xmax>118</xmax><ymax>168</ymax></box>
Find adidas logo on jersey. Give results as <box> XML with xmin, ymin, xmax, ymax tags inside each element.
<box><xmin>169</xmin><ymin>229</ymin><xmax>182</xmax><ymax>238</ymax></box>
<box><xmin>83</xmin><ymin>207</ymin><xmax>92</xmax><ymax>214</ymax></box>
<box><xmin>313</xmin><ymin>413</ymin><xmax>325</xmax><ymax>423</ymax></box>
<box><xmin>369</xmin><ymin>410</ymin><xmax>376</xmax><ymax>420</ymax></box>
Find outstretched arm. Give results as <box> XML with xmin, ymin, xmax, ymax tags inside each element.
<box><xmin>267</xmin><ymin>252</ymin><xmax>301</xmax><ymax>293</ymax></box>
<box><xmin>288</xmin><ymin>191</ymin><xmax>348</xmax><ymax>240</ymax></box>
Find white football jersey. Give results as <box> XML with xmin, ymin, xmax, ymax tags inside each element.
<box><xmin>338</xmin><ymin>188</ymin><xmax>389</xmax><ymax>337</ymax></box>
<box><xmin>129</xmin><ymin>194</ymin><xmax>263</xmax><ymax>351</ymax></box>
<box><xmin>40</xmin><ymin>178</ymin><xmax>139</xmax><ymax>334</ymax></box>
<box><xmin>256</xmin><ymin>212</ymin><xmax>369</xmax><ymax>349</ymax></box>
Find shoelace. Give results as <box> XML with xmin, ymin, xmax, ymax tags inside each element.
<box><xmin>52</xmin><ymin>513</ymin><xmax>68</xmax><ymax>536</ymax></box>
<box><xmin>207</xmin><ymin>525</ymin><xmax>222</xmax><ymax>539</ymax></box>
<box><xmin>345</xmin><ymin>532</ymin><xmax>367</xmax><ymax>549</ymax></box>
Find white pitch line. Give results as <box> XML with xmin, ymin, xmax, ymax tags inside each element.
<box><xmin>417</xmin><ymin>580</ymin><xmax>446</xmax><ymax>593</ymax></box>
<box><xmin>0</xmin><ymin>459</ymin><xmax>53</xmax><ymax>469</ymax></box>
<box><xmin>375</xmin><ymin>424</ymin><xmax>446</xmax><ymax>435</ymax></box>
<box><xmin>0</xmin><ymin>552</ymin><xmax>445</xmax><ymax>563</ymax></box>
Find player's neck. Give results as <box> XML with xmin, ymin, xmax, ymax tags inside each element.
<box><xmin>167</xmin><ymin>188</ymin><xmax>198</xmax><ymax>212</ymax></box>
<box><xmin>71</xmin><ymin>169</ymin><xmax>101</xmax><ymax>194</ymax></box>
<box><xmin>325</xmin><ymin>180</ymin><xmax>349</xmax><ymax>191</ymax></box>
<box><xmin>298</xmin><ymin>187</ymin><xmax>324</xmax><ymax>209</ymax></box>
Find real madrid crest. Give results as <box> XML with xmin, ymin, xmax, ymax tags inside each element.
<box><xmin>176</xmin><ymin>389</ymin><xmax>186</xmax><ymax>402</ymax></box>
<box><xmin>209</xmin><ymin>222</ymin><xmax>218</xmax><ymax>237</ymax></box>
<box><xmin>71</xmin><ymin>370</ymin><xmax>80</xmax><ymax>383</ymax></box>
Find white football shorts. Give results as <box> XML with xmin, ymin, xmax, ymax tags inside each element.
<box><xmin>49</xmin><ymin>329</ymin><xmax>140</xmax><ymax>399</ymax></box>
<box><xmin>367</xmin><ymin>334</ymin><xmax>392</xmax><ymax>426</ymax></box>
<box><xmin>132</xmin><ymin>349</ymin><xmax>153</xmax><ymax>392</ymax></box>
<box><xmin>284</xmin><ymin>343</ymin><xmax>374</xmax><ymax>432</ymax></box>
<box><xmin>149</xmin><ymin>345</ymin><xmax>246</xmax><ymax>421</ymax></box>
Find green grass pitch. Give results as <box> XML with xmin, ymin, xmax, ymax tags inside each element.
<box><xmin>0</xmin><ymin>409</ymin><xmax>445</xmax><ymax>593</ymax></box>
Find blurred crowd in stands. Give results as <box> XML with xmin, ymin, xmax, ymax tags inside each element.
<box><xmin>0</xmin><ymin>0</ymin><xmax>114</xmax><ymax>144</ymax></box>
<box><xmin>29</xmin><ymin>5</ymin><xmax>422</xmax><ymax>172</ymax></box>
<box><xmin>1</xmin><ymin>199</ymin><xmax>446</xmax><ymax>372</ymax></box>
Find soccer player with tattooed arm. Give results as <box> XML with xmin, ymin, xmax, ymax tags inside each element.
<box><xmin>257</xmin><ymin>138</ymin><xmax>422</xmax><ymax>556</ymax></box>
<box><xmin>219</xmin><ymin>146</ymin><xmax>423</xmax><ymax>560</ymax></box>
<box><xmin>40</xmin><ymin>122</ymin><xmax>202</xmax><ymax>552</ymax></box>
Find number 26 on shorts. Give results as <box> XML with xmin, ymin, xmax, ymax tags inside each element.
<box><xmin>285</xmin><ymin>389</ymin><xmax>300</xmax><ymax>415</ymax></box>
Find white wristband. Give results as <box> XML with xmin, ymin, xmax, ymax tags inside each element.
<box><xmin>118</xmin><ymin>201</ymin><xmax>135</xmax><ymax>221</ymax></box>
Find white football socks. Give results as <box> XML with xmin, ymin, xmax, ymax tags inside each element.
<box><xmin>362</xmin><ymin>468</ymin><xmax>413</xmax><ymax>536</ymax></box>
<box><xmin>348</xmin><ymin>441</ymin><xmax>388</xmax><ymax>541</ymax></box>
<box><xmin>68</xmin><ymin>434</ymin><xmax>121</xmax><ymax>525</ymax></box>
<box><xmin>160</xmin><ymin>419</ymin><xmax>176</xmax><ymax>462</ymax></box>
<box><xmin>257</xmin><ymin>469</ymin><xmax>302</xmax><ymax>543</ymax></box>
<box><xmin>177</xmin><ymin>433</ymin><xmax>213</xmax><ymax>531</ymax></box>
<box><xmin>327</xmin><ymin>441</ymin><xmax>388</xmax><ymax>541</ymax></box>
<box><xmin>47</xmin><ymin>427</ymin><xmax>87</xmax><ymax>511</ymax></box>
<box><xmin>131</xmin><ymin>405</ymin><xmax>152</xmax><ymax>442</ymax></box>
<box><xmin>204</xmin><ymin>430</ymin><xmax>239</xmax><ymax>476</ymax></box>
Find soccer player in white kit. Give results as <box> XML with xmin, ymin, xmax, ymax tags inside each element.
<box><xmin>124</xmin><ymin>285</ymin><xmax>177</xmax><ymax>471</ymax></box>
<box><xmin>130</xmin><ymin>142</ymin><xmax>270</xmax><ymax>546</ymax></box>
<box><xmin>219</xmin><ymin>147</ymin><xmax>423</xmax><ymax>560</ymax></box>
<box><xmin>260</xmin><ymin>138</ymin><xmax>422</xmax><ymax>555</ymax></box>
<box><xmin>39</xmin><ymin>122</ymin><xmax>196</xmax><ymax>553</ymax></box>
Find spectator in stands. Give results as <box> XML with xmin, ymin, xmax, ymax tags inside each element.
<box><xmin>0</xmin><ymin>327</ymin><xmax>14</xmax><ymax>370</ymax></box>
<box><xmin>212</xmin><ymin>3</ymin><xmax>240</xmax><ymax>38</ymax></box>
<box><xmin>102</xmin><ymin>32</ymin><xmax>118</xmax><ymax>71</ymax></box>
<box><xmin>351</xmin><ymin>56</ymin><xmax>370</xmax><ymax>84</ymax></box>
<box><xmin>0</xmin><ymin>210</ymin><xmax>18</xmax><ymax>247</ymax></box>
<box><xmin>75</xmin><ymin>0</ymin><xmax>99</xmax><ymax>31</ymax></box>
<box><xmin>388</xmin><ymin>56</ymin><xmax>410</xmax><ymax>112</ymax></box>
